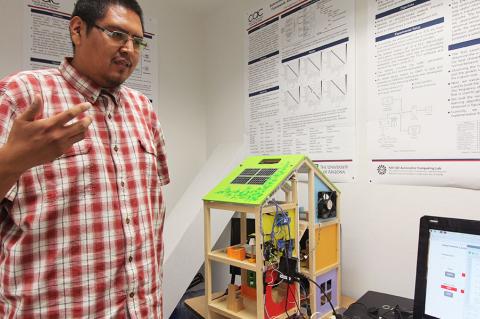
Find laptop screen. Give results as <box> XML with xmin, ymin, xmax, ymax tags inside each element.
<box><xmin>425</xmin><ymin>229</ymin><xmax>480</xmax><ymax>318</ymax></box>
<box><xmin>414</xmin><ymin>216</ymin><xmax>480</xmax><ymax>319</ymax></box>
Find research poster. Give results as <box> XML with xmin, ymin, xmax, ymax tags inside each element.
<box><xmin>245</xmin><ymin>0</ymin><xmax>356</xmax><ymax>182</ymax></box>
<box><xmin>368</xmin><ymin>0</ymin><xmax>480</xmax><ymax>189</ymax></box>
<box><xmin>23</xmin><ymin>0</ymin><xmax>158</xmax><ymax>103</ymax></box>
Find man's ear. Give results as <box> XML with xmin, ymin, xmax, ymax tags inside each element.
<box><xmin>70</xmin><ymin>16</ymin><xmax>84</xmax><ymax>47</ymax></box>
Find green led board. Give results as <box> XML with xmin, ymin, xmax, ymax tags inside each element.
<box><xmin>203</xmin><ymin>155</ymin><xmax>306</xmax><ymax>205</ymax></box>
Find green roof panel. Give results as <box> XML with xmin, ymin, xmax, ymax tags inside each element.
<box><xmin>203</xmin><ymin>155</ymin><xmax>306</xmax><ymax>205</ymax></box>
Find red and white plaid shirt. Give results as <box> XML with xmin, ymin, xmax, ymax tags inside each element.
<box><xmin>0</xmin><ymin>59</ymin><xmax>170</xmax><ymax>318</ymax></box>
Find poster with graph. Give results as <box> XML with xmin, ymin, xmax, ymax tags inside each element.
<box><xmin>245</xmin><ymin>0</ymin><xmax>356</xmax><ymax>182</ymax></box>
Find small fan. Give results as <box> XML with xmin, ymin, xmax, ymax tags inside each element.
<box><xmin>317</xmin><ymin>191</ymin><xmax>336</xmax><ymax>219</ymax></box>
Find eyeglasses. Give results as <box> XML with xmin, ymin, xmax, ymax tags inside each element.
<box><xmin>94</xmin><ymin>24</ymin><xmax>147</xmax><ymax>51</ymax></box>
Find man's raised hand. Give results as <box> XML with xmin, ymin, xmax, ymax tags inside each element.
<box><xmin>4</xmin><ymin>94</ymin><xmax>93</xmax><ymax>174</ymax></box>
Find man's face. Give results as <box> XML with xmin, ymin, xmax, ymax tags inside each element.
<box><xmin>72</xmin><ymin>5</ymin><xmax>143</xmax><ymax>88</ymax></box>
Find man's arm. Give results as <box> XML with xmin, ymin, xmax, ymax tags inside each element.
<box><xmin>0</xmin><ymin>94</ymin><xmax>92</xmax><ymax>200</ymax></box>
<box><xmin>0</xmin><ymin>147</ymin><xmax>23</xmax><ymax>202</ymax></box>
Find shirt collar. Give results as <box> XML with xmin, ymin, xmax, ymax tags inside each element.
<box><xmin>59</xmin><ymin>58</ymin><xmax>121</xmax><ymax>104</ymax></box>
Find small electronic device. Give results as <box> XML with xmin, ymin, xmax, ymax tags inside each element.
<box><xmin>413</xmin><ymin>215</ymin><xmax>480</xmax><ymax>319</ymax></box>
<box><xmin>343</xmin><ymin>291</ymin><xmax>413</xmax><ymax>319</ymax></box>
<box><xmin>278</xmin><ymin>256</ymin><xmax>298</xmax><ymax>283</ymax></box>
<box><xmin>317</xmin><ymin>191</ymin><xmax>336</xmax><ymax>219</ymax></box>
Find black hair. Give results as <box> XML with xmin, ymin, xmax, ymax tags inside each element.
<box><xmin>71</xmin><ymin>0</ymin><xmax>144</xmax><ymax>40</ymax></box>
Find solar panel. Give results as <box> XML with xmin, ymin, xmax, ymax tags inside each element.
<box><xmin>231</xmin><ymin>176</ymin><xmax>251</xmax><ymax>184</ymax></box>
<box><xmin>248</xmin><ymin>176</ymin><xmax>269</xmax><ymax>185</ymax></box>
<box><xmin>258</xmin><ymin>168</ymin><xmax>277</xmax><ymax>176</ymax></box>
<box><xmin>240</xmin><ymin>168</ymin><xmax>260</xmax><ymax>176</ymax></box>
<box><xmin>231</xmin><ymin>168</ymin><xmax>278</xmax><ymax>185</ymax></box>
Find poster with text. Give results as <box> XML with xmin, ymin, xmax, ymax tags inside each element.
<box><xmin>23</xmin><ymin>0</ymin><xmax>158</xmax><ymax>103</ymax></box>
<box><xmin>368</xmin><ymin>0</ymin><xmax>480</xmax><ymax>189</ymax></box>
<box><xmin>245</xmin><ymin>0</ymin><xmax>356</xmax><ymax>182</ymax></box>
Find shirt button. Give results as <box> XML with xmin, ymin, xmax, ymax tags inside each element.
<box><xmin>114</xmin><ymin>145</ymin><xmax>118</xmax><ymax>152</ymax></box>
<box><xmin>121</xmin><ymin>181</ymin><xmax>125</xmax><ymax>187</ymax></box>
<box><xmin>108</xmin><ymin>114</ymin><xmax>112</xmax><ymax>119</ymax></box>
<box><xmin>129</xmin><ymin>256</ymin><xmax>133</xmax><ymax>262</ymax></box>
<box><xmin>126</xmin><ymin>218</ymin><xmax>130</xmax><ymax>224</ymax></box>
<box><xmin>129</xmin><ymin>292</ymin><xmax>135</xmax><ymax>298</ymax></box>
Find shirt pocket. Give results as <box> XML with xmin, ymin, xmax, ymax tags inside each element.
<box><xmin>137</xmin><ymin>138</ymin><xmax>159</xmax><ymax>189</ymax></box>
<box><xmin>13</xmin><ymin>139</ymin><xmax>93</xmax><ymax>230</ymax></box>
<box><xmin>44</xmin><ymin>138</ymin><xmax>93</xmax><ymax>203</ymax></box>
<box><xmin>59</xmin><ymin>138</ymin><xmax>93</xmax><ymax>158</ymax></box>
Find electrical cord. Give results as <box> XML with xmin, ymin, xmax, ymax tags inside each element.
<box><xmin>295</xmin><ymin>272</ymin><xmax>337</xmax><ymax>317</ymax></box>
<box><xmin>375</xmin><ymin>304</ymin><xmax>412</xmax><ymax>319</ymax></box>
<box><xmin>282</xmin><ymin>204</ymin><xmax>303</xmax><ymax>317</ymax></box>
<box><xmin>298</xmin><ymin>278</ymin><xmax>312</xmax><ymax>316</ymax></box>
<box><xmin>269</xmin><ymin>199</ymin><xmax>304</xmax><ymax>317</ymax></box>
<box><xmin>382</xmin><ymin>306</ymin><xmax>405</xmax><ymax>319</ymax></box>
<box><xmin>284</xmin><ymin>261</ymin><xmax>291</xmax><ymax>318</ymax></box>
<box><xmin>211</xmin><ymin>289</ymin><xmax>228</xmax><ymax>301</ymax></box>
<box><xmin>299</xmin><ymin>280</ymin><xmax>309</xmax><ymax>301</ymax></box>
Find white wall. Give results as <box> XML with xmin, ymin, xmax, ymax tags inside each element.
<box><xmin>0</xmin><ymin>0</ymin><xmax>24</xmax><ymax>76</ymax></box>
<box><xmin>0</xmin><ymin>0</ymin><xmax>208</xmax><ymax>216</ymax></box>
<box><xmin>135</xmin><ymin>0</ymin><xmax>208</xmax><ymax>213</ymax></box>
<box><xmin>204</xmin><ymin>1</ymin><xmax>248</xmax><ymax>155</ymax></box>
<box><xmin>204</xmin><ymin>0</ymin><xmax>480</xmax><ymax>300</ymax></box>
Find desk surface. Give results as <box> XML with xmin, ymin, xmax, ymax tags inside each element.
<box><xmin>185</xmin><ymin>294</ymin><xmax>355</xmax><ymax>318</ymax></box>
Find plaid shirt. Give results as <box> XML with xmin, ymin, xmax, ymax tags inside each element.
<box><xmin>0</xmin><ymin>59</ymin><xmax>170</xmax><ymax>318</ymax></box>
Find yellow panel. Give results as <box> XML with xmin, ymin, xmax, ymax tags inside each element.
<box><xmin>262</xmin><ymin>209</ymin><xmax>296</xmax><ymax>240</ymax></box>
<box><xmin>262</xmin><ymin>209</ymin><xmax>296</xmax><ymax>257</ymax></box>
<box><xmin>315</xmin><ymin>224</ymin><xmax>338</xmax><ymax>271</ymax></box>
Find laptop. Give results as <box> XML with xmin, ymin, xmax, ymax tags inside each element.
<box><xmin>413</xmin><ymin>215</ymin><xmax>480</xmax><ymax>319</ymax></box>
<box><xmin>344</xmin><ymin>215</ymin><xmax>480</xmax><ymax>319</ymax></box>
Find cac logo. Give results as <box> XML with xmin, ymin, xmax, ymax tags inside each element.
<box><xmin>42</xmin><ymin>0</ymin><xmax>60</xmax><ymax>3</ymax></box>
<box><xmin>377</xmin><ymin>164</ymin><xmax>387</xmax><ymax>175</ymax></box>
<box><xmin>248</xmin><ymin>9</ymin><xmax>263</xmax><ymax>23</ymax></box>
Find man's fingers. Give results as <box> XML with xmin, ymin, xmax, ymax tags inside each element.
<box><xmin>48</xmin><ymin>102</ymin><xmax>92</xmax><ymax>127</ymax></box>
<box><xmin>63</xmin><ymin>116</ymin><xmax>93</xmax><ymax>138</ymax></box>
<box><xmin>17</xmin><ymin>94</ymin><xmax>43</xmax><ymax>122</ymax></box>
<box><xmin>68</xmin><ymin>131</ymin><xmax>89</xmax><ymax>146</ymax></box>
<box><xmin>59</xmin><ymin>117</ymin><xmax>92</xmax><ymax>151</ymax></box>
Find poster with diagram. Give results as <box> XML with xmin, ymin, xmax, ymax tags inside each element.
<box><xmin>368</xmin><ymin>0</ymin><xmax>480</xmax><ymax>189</ymax></box>
<box><xmin>245</xmin><ymin>0</ymin><xmax>356</xmax><ymax>182</ymax></box>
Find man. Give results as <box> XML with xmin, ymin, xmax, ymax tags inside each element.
<box><xmin>0</xmin><ymin>0</ymin><xmax>169</xmax><ymax>318</ymax></box>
